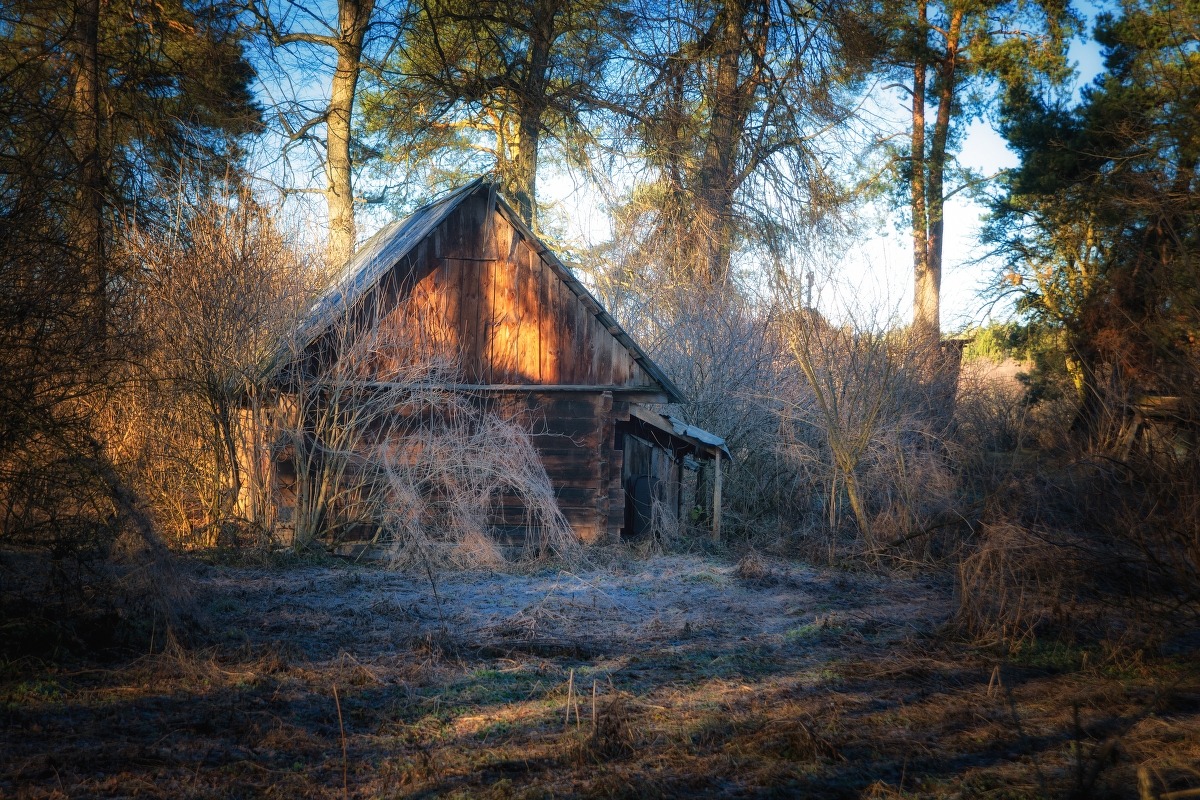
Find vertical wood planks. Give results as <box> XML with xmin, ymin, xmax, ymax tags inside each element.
<box><xmin>516</xmin><ymin>239</ymin><xmax>540</xmax><ymax>383</ymax></box>
<box><xmin>540</xmin><ymin>250</ymin><xmax>561</xmax><ymax>383</ymax></box>
<box><xmin>491</xmin><ymin>215</ymin><xmax>519</xmax><ymax>383</ymax></box>
<box><xmin>556</xmin><ymin>277</ymin><xmax>577</xmax><ymax>383</ymax></box>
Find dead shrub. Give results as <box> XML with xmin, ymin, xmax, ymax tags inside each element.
<box><xmin>734</xmin><ymin>548</ymin><xmax>775</xmax><ymax>584</ymax></box>
<box><xmin>1074</xmin><ymin>453</ymin><xmax>1200</xmax><ymax>620</ymax></box>
<box><xmin>957</xmin><ymin>443</ymin><xmax>1200</xmax><ymax>654</ymax></box>
<box><xmin>955</xmin><ymin>520</ymin><xmax>1076</xmax><ymax>649</ymax></box>
<box><xmin>377</xmin><ymin>405</ymin><xmax>581</xmax><ymax>571</ymax></box>
<box><xmin>624</xmin><ymin>494</ymin><xmax>690</xmax><ymax>558</ymax></box>
<box><xmin>596</xmin><ymin>284</ymin><xmax>799</xmax><ymax>539</ymax></box>
<box><xmin>953</xmin><ymin>358</ymin><xmax>1033</xmax><ymax>454</ymax></box>
<box><xmin>778</xmin><ymin>298</ymin><xmax>966</xmax><ymax>565</ymax></box>
<box><xmin>272</xmin><ymin>301</ymin><xmax>581</xmax><ymax>571</ymax></box>
<box><xmin>112</xmin><ymin>188</ymin><xmax>319</xmax><ymax>549</ymax></box>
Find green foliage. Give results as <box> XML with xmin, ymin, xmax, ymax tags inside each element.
<box><xmin>987</xmin><ymin>0</ymin><xmax>1200</xmax><ymax>437</ymax></box>
<box><xmin>961</xmin><ymin>321</ymin><xmax>1059</xmax><ymax>364</ymax></box>
<box><xmin>358</xmin><ymin>0</ymin><xmax>612</xmax><ymax>221</ymax></box>
<box><xmin>1</xmin><ymin>0</ymin><xmax>261</xmax><ymax>224</ymax></box>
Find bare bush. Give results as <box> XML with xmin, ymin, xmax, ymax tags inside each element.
<box><xmin>595</xmin><ymin>282</ymin><xmax>800</xmax><ymax>539</ymax></box>
<box><xmin>272</xmin><ymin>302</ymin><xmax>581</xmax><ymax>570</ymax></box>
<box><xmin>957</xmin><ymin>445</ymin><xmax>1200</xmax><ymax>652</ymax></box>
<box><xmin>112</xmin><ymin>188</ymin><xmax>320</xmax><ymax>548</ymax></box>
<box><xmin>778</xmin><ymin>299</ymin><xmax>963</xmax><ymax>564</ymax></box>
<box><xmin>376</xmin><ymin>403</ymin><xmax>582</xmax><ymax>570</ymax></box>
<box><xmin>953</xmin><ymin>358</ymin><xmax>1032</xmax><ymax>454</ymax></box>
<box><xmin>956</xmin><ymin>519</ymin><xmax>1073</xmax><ymax>649</ymax></box>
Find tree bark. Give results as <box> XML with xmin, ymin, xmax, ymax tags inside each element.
<box><xmin>696</xmin><ymin>0</ymin><xmax>748</xmax><ymax>286</ymax></box>
<box><xmin>325</xmin><ymin>0</ymin><xmax>376</xmax><ymax>268</ymax></box>
<box><xmin>919</xmin><ymin>4</ymin><xmax>964</xmax><ymax>343</ymax></box>
<box><xmin>70</xmin><ymin>0</ymin><xmax>106</xmax><ymax>336</ymax></box>
<box><xmin>508</xmin><ymin>0</ymin><xmax>557</xmax><ymax>229</ymax></box>
<box><xmin>910</xmin><ymin>0</ymin><xmax>932</xmax><ymax>341</ymax></box>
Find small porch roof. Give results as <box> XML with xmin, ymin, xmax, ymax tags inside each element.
<box><xmin>627</xmin><ymin>406</ymin><xmax>731</xmax><ymax>461</ymax></box>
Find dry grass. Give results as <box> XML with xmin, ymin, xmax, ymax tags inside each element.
<box><xmin>3</xmin><ymin>552</ymin><xmax>1197</xmax><ymax>799</ymax></box>
<box><xmin>956</xmin><ymin>519</ymin><xmax>1076</xmax><ymax>650</ymax></box>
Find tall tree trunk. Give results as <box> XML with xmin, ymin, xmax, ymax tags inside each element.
<box><xmin>920</xmin><ymin>4</ymin><xmax>964</xmax><ymax>343</ymax></box>
<box><xmin>695</xmin><ymin>0</ymin><xmax>761</xmax><ymax>287</ymax></box>
<box><xmin>698</xmin><ymin>0</ymin><xmax>745</xmax><ymax>285</ymax></box>
<box><xmin>509</xmin><ymin>0</ymin><xmax>556</xmax><ymax>229</ymax></box>
<box><xmin>325</xmin><ymin>0</ymin><xmax>375</xmax><ymax>268</ymax></box>
<box><xmin>70</xmin><ymin>0</ymin><xmax>105</xmax><ymax>336</ymax></box>
<box><xmin>910</xmin><ymin>0</ymin><xmax>931</xmax><ymax>341</ymax></box>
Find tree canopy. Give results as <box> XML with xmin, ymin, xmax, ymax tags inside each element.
<box><xmin>988</xmin><ymin>0</ymin><xmax>1200</xmax><ymax>438</ymax></box>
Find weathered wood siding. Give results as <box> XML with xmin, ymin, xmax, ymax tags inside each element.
<box><xmin>484</xmin><ymin>391</ymin><xmax>618</xmax><ymax>544</ymax></box>
<box><xmin>375</xmin><ymin>193</ymin><xmax>657</xmax><ymax>390</ymax></box>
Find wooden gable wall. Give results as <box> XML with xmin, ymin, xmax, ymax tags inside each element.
<box><xmin>376</xmin><ymin>191</ymin><xmax>659</xmax><ymax>391</ymax></box>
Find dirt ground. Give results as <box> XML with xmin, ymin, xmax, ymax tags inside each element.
<box><xmin>3</xmin><ymin>552</ymin><xmax>1198</xmax><ymax>798</ymax></box>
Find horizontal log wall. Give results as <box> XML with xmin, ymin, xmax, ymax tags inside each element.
<box><xmin>487</xmin><ymin>391</ymin><xmax>618</xmax><ymax>544</ymax></box>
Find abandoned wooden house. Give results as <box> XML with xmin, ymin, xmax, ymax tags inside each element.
<box><xmin>269</xmin><ymin>178</ymin><xmax>728</xmax><ymax>544</ymax></box>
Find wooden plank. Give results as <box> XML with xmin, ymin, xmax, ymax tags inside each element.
<box><xmin>591</xmin><ymin>313</ymin><xmax>613</xmax><ymax>386</ymax></box>
<box><xmin>403</xmin><ymin>242</ymin><xmax>432</xmax><ymax>362</ymax></box>
<box><xmin>457</xmin><ymin>219</ymin><xmax>483</xmax><ymax>382</ymax></box>
<box><xmin>629</xmin><ymin>358</ymin><xmax>653</xmax><ymax>387</ymax></box>
<box><xmin>527</xmin><ymin>392</ymin><xmax>601</xmax><ymax>414</ymax></box>
<box><xmin>573</xmin><ymin>292</ymin><xmax>594</xmax><ymax>384</ymax></box>
<box><xmin>523</xmin><ymin>244</ymin><xmax>539</xmax><ymax>383</ymax></box>
<box><xmin>491</xmin><ymin>504</ymin><xmax>593</xmax><ymax>523</ymax></box>
<box><xmin>538</xmin><ymin>251</ymin><xmax>560</xmax><ymax>383</ymax></box>
<box><xmin>559</xmin><ymin>506</ymin><xmax>597</xmax><ymax>524</ymax></box>
<box><xmin>481</xmin><ymin>252</ymin><xmax>497</xmax><ymax>383</ymax></box>
<box><xmin>554</xmin><ymin>484</ymin><xmax>609</xmax><ymax>503</ymax></box>
<box><xmin>511</xmin><ymin>236</ymin><xmax>533</xmax><ymax>383</ymax></box>
<box><xmin>536</xmin><ymin>402</ymin><xmax>603</xmax><ymax>420</ymax></box>
<box><xmin>492</xmin><ymin>219</ymin><xmax>520</xmax><ymax>384</ymax></box>
<box><xmin>431</xmin><ymin>232</ymin><xmax>463</xmax><ymax>367</ymax></box>
<box><xmin>610</xmin><ymin>329</ymin><xmax>631</xmax><ymax>386</ymax></box>
<box><xmin>537</xmin><ymin>452</ymin><xmax>608</xmax><ymax>469</ymax></box>
<box><xmin>437</xmin><ymin>245</ymin><xmax>462</xmax><ymax>363</ymax></box>
<box><xmin>558</xmin><ymin>279</ymin><xmax>579</xmax><ymax>383</ymax></box>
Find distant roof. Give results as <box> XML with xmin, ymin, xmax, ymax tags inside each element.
<box><xmin>285</xmin><ymin>178</ymin><xmax>683</xmax><ymax>403</ymax></box>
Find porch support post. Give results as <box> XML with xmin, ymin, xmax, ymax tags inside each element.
<box><xmin>712</xmin><ymin>449</ymin><xmax>723</xmax><ymax>542</ymax></box>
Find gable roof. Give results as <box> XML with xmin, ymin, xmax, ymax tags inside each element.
<box><xmin>290</xmin><ymin>179</ymin><xmax>684</xmax><ymax>403</ymax></box>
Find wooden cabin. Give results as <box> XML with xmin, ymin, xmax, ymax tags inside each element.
<box><xmin>271</xmin><ymin>179</ymin><xmax>727</xmax><ymax>544</ymax></box>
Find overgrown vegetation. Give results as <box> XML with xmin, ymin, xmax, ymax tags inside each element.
<box><xmin>2</xmin><ymin>0</ymin><xmax>1199</xmax><ymax>795</ymax></box>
